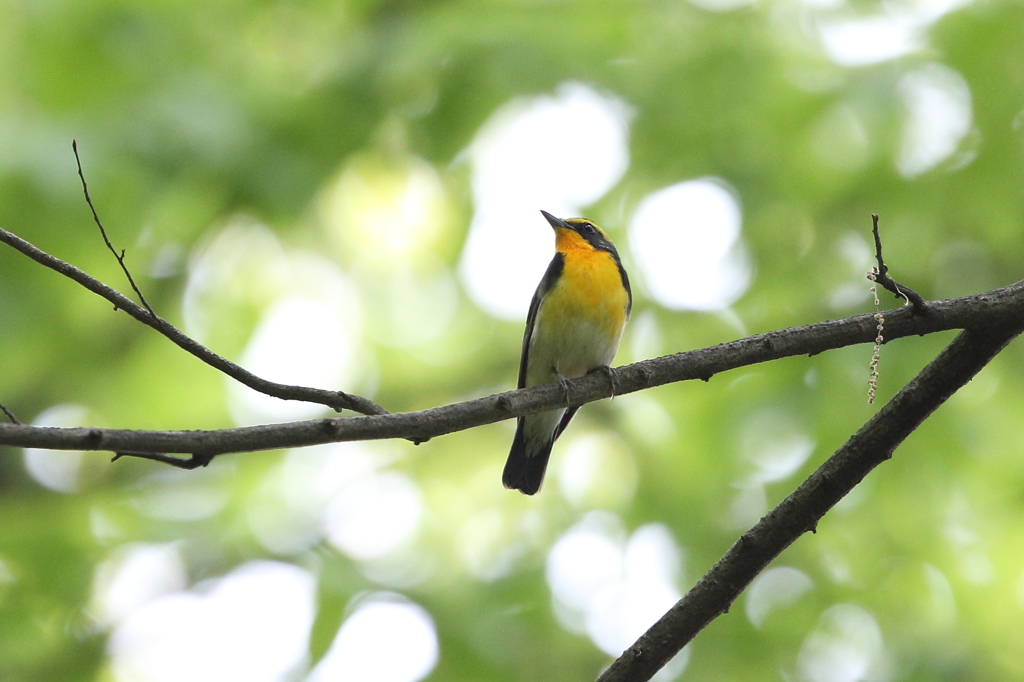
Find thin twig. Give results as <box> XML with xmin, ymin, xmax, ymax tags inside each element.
<box><xmin>596</xmin><ymin>320</ymin><xmax>1023</xmax><ymax>682</ymax></box>
<box><xmin>1</xmin><ymin>278</ymin><xmax>1022</xmax><ymax>459</ymax></box>
<box><xmin>72</xmin><ymin>140</ymin><xmax>155</xmax><ymax>317</ymax></box>
<box><xmin>111</xmin><ymin>451</ymin><xmax>213</xmax><ymax>469</ymax></box>
<box><xmin>870</xmin><ymin>214</ymin><xmax>927</xmax><ymax>314</ymax></box>
<box><xmin>0</xmin><ymin>403</ymin><xmax>19</xmax><ymax>424</ymax></box>
<box><xmin>0</xmin><ymin>226</ymin><xmax>388</xmax><ymax>417</ymax></box>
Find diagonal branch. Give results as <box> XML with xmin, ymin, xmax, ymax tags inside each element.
<box><xmin>1</xmin><ymin>279</ymin><xmax>1022</xmax><ymax>458</ymax></box>
<box><xmin>72</xmin><ymin>140</ymin><xmax>155</xmax><ymax>317</ymax></box>
<box><xmin>595</xmin><ymin>319</ymin><xmax>1024</xmax><ymax>682</ymax></box>
<box><xmin>0</xmin><ymin>403</ymin><xmax>19</xmax><ymax>424</ymax></box>
<box><xmin>0</xmin><ymin>226</ymin><xmax>387</xmax><ymax>417</ymax></box>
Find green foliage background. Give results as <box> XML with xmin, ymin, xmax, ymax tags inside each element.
<box><xmin>1</xmin><ymin>0</ymin><xmax>1024</xmax><ymax>680</ymax></box>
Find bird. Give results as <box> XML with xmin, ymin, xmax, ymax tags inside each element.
<box><xmin>502</xmin><ymin>210</ymin><xmax>631</xmax><ymax>495</ymax></box>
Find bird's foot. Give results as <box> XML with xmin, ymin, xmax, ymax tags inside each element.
<box><xmin>556</xmin><ymin>373</ymin><xmax>573</xmax><ymax>407</ymax></box>
<box><xmin>588</xmin><ymin>365</ymin><xmax>618</xmax><ymax>398</ymax></box>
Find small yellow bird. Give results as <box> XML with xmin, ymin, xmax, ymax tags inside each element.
<box><xmin>503</xmin><ymin>210</ymin><xmax>632</xmax><ymax>495</ymax></box>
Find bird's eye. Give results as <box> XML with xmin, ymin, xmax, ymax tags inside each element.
<box><xmin>581</xmin><ymin>223</ymin><xmax>597</xmax><ymax>235</ymax></box>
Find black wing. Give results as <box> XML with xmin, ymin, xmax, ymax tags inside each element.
<box><xmin>611</xmin><ymin>251</ymin><xmax>632</xmax><ymax>319</ymax></box>
<box><xmin>518</xmin><ymin>252</ymin><xmax>565</xmax><ymax>389</ymax></box>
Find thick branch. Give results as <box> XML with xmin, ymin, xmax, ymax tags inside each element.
<box><xmin>0</xmin><ymin>226</ymin><xmax>386</xmax><ymax>417</ymax></box>
<box><xmin>596</xmin><ymin>319</ymin><xmax>1024</xmax><ymax>682</ymax></box>
<box><xmin>1</xmin><ymin>279</ymin><xmax>1022</xmax><ymax>457</ymax></box>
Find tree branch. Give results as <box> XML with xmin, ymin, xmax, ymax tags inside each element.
<box><xmin>72</xmin><ymin>140</ymin><xmax>155</xmax><ymax>317</ymax></box>
<box><xmin>870</xmin><ymin>213</ymin><xmax>927</xmax><ymax>313</ymax></box>
<box><xmin>2</xmin><ymin>149</ymin><xmax>1012</xmax><ymax>682</ymax></box>
<box><xmin>595</xmin><ymin>319</ymin><xmax>1024</xmax><ymax>682</ymax></box>
<box><xmin>0</xmin><ymin>403</ymin><xmax>19</xmax><ymax>424</ymax></box>
<box><xmin>0</xmin><ymin>226</ymin><xmax>387</xmax><ymax>417</ymax></box>
<box><xmin>1</xmin><ymin>279</ymin><xmax>1022</xmax><ymax>458</ymax></box>
<box><xmin>110</xmin><ymin>451</ymin><xmax>214</xmax><ymax>469</ymax></box>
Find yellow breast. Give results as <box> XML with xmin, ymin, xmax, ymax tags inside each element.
<box><xmin>549</xmin><ymin>245</ymin><xmax>629</xmax><ymax>333</ymax></box>
<box><xmin>526</xmin><ymin>235</ymin><xmax>629</xmax><ymax>385</ymax></box>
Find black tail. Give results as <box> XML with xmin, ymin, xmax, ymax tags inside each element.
<box><xmin>502</xmin><ymin>418</ymin><xmax>554</xmax><ymax>495</ymax></box>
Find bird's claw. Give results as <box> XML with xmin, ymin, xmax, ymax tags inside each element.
<box><xmin>557</xmin><ymin>373</ymin><xmax>572</xmax><ymax>407</ymax></box>
<box><xmin>588</xmin><ymin>365</ymin><xmax>618</xmax><ymax>398</ymax></box>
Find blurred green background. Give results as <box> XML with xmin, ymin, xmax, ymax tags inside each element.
<box><xmin>2</xmin><ymin>0</ymin><xmax>1024</xmax><ymax>680</ymax></box>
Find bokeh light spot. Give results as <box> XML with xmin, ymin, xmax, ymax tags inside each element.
<box><xmin>923</xmin><ymin>563</ymin><xmax>957</xmax><ymax>628</ymax></box>
<box><xmin>131</xmin><ymin>463</ymin><xmax>233</xmax><ymax>522</ymax></box>
<box><xmin>91</xmin><ymin>543</ymin><xmax>187</xmax><ymax>628</ymax></box>
<box><xmin>459</xmin><ymin>82</ymin><xmax>631</xmax><ymax>319</ymax></box>
<box><xmin>307</xmin><ymin>594</ymin><xmax>438</xmax><ymax>682</ymax></box>
<box><xmin>729</xmin><ymin>410</ymin><xmax>815</xmax><ymax>528</ymax></box>
<box><xmin>629</xmin><ymin>179</ymin><xmax>750</xmax><ymax>311</ymax></box>
<box><xmin>810</xmin><ymin>104</ymin><xmax>870</xmax><ymax>171</ymax></box>
<box><xmin>457</xmin><ymin>507</ymin><xmax>523</xmax><ymax>582</ymax></box>
<box><xmin>623</xmin><ymin>309</ymin><xmax>664</xmax><ymax>364</ymax></box>
<box><xmin>547</xmin><ymin>514</ymin><xmax>626</xmax><ymax>616</ymax></box>
<box><xmin>828</xmin><ymin>232</ymin><xmax>873</xmax><ymax>310</ymax></box>
<box><xmin>23</xmin><ymin>404</ymin><xmax>96</xmax><ymax>493</ymax></box>
<box><xmin>688</xmin><ymin>0</ymin><xmax>757</xmax><ymax>13</ymax></box>
<box><xmin>324</xmin><ymin>471</ymin><xmax>423</xmax><ymax>561</ymax></box>
<box><xmin>182</xmin><ymin>218</ymin><xmax>288</xmax><ymax>347</ymax></box>
<box><xmin>557</xmin><ymin>433</ymin><xmax>637</xmax><ymax>510</ymax></box>
<box><xmin>740</xmin><ymin>410</ymin><xmax>816</xmax><ymax>484</ymax></box>
<box><xmin>944</xmin><ymin>489</ymin><xmax>993</xmax><ymax>585</ymax></box>
<box><xmin>359</xmin><ymin>265</ymin><xmax>459</xmax><ymax>349</ymax></box>
<box><xmin>547</xmin><ymin>513</ymin><xmax>684</xmax><ymax>668</ymax></box>
<box><xmin>796</xmin><ymin>604</ymin><xmax>888</xmax><ymax>682</ymax></box>
<box><xmin>746</xmin><ymin>566</ymin><xmax>813</xmax><ymax>628</ymax></box>
<box><xmin>109</xmin><ymin>561</ymin><xmax>316</xmax><ymax>682</ymax></box>
<box><xmin>247</xmin><ymin>443</ymin><xmax>379</xmax><ymax>556</ymax></box>
<box><xmin>897</xmin><ymin>63</ymin><xmax>973</xmax><ymax>178</ymax></box>
<box><xmin>182</xmin><ymin>220</ymin><xmax>365</xmax><ymax>424</ymax></box>
<box><xmin>812</xmin><ymin>0</ymin><xmax>973</xmax><ymax>68</ymax></box>
<box><xmin>322</xmin><ymin>152</ymin><xmax>450</xmax><ymax>270</ymax></box>
<box><xmin>228</xmin><ymin>292</ymin><xmax>358</xmax><ymax>424</ymax></box>
<box><xmin>816</xmin><ymin>13</ymin><xmax>921</xmax><ymax>67</ymax></box>
<box><xmin>618</xmin><ymin>392</ymin><xmax>678</xmax><ymax>446</ymax></box>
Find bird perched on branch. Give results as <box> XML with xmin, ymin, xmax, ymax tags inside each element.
<box><xmin>503</xmin><ymin>210</ymin><xmax>631</xmax><ymax>495</ymax></box>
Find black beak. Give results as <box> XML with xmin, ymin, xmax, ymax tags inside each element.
<box><xmin>540</xmin><ymin>210</ymin><xmax>568</xmax><ymax>230</ymax></box>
